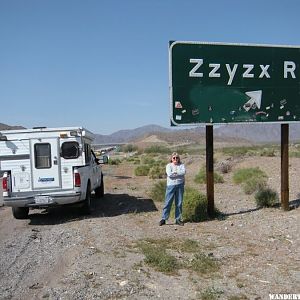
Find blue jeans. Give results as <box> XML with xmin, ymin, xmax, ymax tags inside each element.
<box><xmin>162</xmin><ymin>183</ymin><xmax>184</xmax><ymax>221</ymax></box>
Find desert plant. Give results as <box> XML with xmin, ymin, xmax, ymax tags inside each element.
<box><xmin>259</xmin><ymin>148</ymin><xmax>276</xmax><ymax>157</ymax></box>
<box><xmin>216</xmin><ymin>160</ymin><xmax>232</xmax><ymax>174</ymax></box>
<box><xmin>242</xmin><ymin>177</ymin><xmax>267</xmax><ymax>194</ymax></box>
<box><xmin>108</xmin><ymin>158</ymin><xmax>121</xmax><ymax>165</ymax></box>
<box><xmin>149</xmin><ymin>180</ymin><xmax>166</xmax><ymax>202</ymax></box>
<box><xmin>144</xmin><ymin>145</ymin><xmax>170</xmax><ymax>154</ymax></box>
<box><xmin>187</xmin><ymin>253</ymin><xmax>219</xmax><ymax>275</ymax></box>
<box><xmin>134</xmin><ymin>165</ymin><xmax>150</xmax><ymax>176</ymax></box>
<box><xmin>233</xmin><ymin>167</ymin><xmax>268</xmax><ymax>194</ymax></box>
<box><xmin>148</xmin><ymin>166</ymin><xmax>166</xmax><ymax>179</ymax></box>
<box><xmin>121</xmin><ymin>144</ymin><xmax>138</xmax><ymax>153</ymax></box>
<box><xmin>255</xmin><ymin>187</ymin><xmax>279</xmax><ymax>207</ymax></box>
<box><xmin>181</xmin><ymin>187</ymin><xmax>210</xmax><ymax>222</ymax></box>
<box><xmin>137</xmin><ymin>241</ymin><xmax>179</xmax><ymax>274</ymax></box>
<box><xmin>222</xmin><ymin>146</ymin><xmax>253</xmax><ymax>157</ymax></box>
<box><xmin>194</xmin><ymin>168</ymin><xmax>224</xmax><ymax>184</ymax></box>
<box><xmin>200</xmin><ymin>287</ymin><xmax>223</xmax><ymax>300</ymax></box>
<box><xmin>233</xmin><ymin>167</ymin><xmax>267</xmax><ymax>184</ymax></box>
<box><xmin>141</xmin><ymin>156</ymin><xmax>155</xmax><ymax>165</ymax></box>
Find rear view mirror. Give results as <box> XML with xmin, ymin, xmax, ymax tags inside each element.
<box><xmin>97</xmin><ymin>155</ymin><xmax>109</xmax><ymax>164</ymax></box>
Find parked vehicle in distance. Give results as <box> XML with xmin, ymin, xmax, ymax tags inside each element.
<box><xmin>0</xmin><ymin>126</ymin><xmax>108</xmax><ymax>219</ymax></box>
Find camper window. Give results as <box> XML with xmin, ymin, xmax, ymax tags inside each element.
<box><xmin>61</xmin><ymin>142</ymin><xmax>80</xmax><ymax>159</ymax></box>
<box><xmin>34</xmin><ymin>143</ymin><xmax>52</xmax><ymax>169</ymax></box>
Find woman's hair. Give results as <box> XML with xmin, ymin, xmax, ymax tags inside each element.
<box><xmin>169</xmin><ymin>152</ymin><xmax>181</xmax><ymax>163</ymax></box>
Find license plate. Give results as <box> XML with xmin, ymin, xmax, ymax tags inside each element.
<box><xmin>34</xmin><ymin>195</ymin><xmax>53</xmax><ymax>204</ymax></box>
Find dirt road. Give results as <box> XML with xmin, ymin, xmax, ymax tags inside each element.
<box><xmin>0</xmin><ymin>156</ymin><xmax>299</xmax><ymax>299</ymax></box>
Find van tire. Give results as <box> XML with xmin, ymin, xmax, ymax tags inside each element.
<box><xmin>95</xmin><ymin>176</ymin><xmax>104</xmax><ymax>198</ymax></box>
<box><xmin>82</xmin><ymin>183</ymin><xmax>91</xmax><ymax>214</ymax></box>
<box><xmin>12</xmin><ymin>207</ymin><xmax>29</xmax><ymax>219</ymax></box>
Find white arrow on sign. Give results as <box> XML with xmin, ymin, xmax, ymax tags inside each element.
<box><xmin>243</xmin><ymin>90</ymin><xmax>262</xmax><ymax>111</ymax></box>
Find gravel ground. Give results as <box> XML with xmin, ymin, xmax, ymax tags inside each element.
<box><xmin>0</xmin><ymin>155</ymin><xmax>299</xmax><ymax>300</ymax></box>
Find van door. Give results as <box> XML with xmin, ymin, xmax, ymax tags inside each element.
<box><xmin>30</xmin><ymin>138</ymin><xmax>61</xmax><ymax>189</ymax></box>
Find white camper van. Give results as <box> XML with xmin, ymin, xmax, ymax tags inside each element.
<box><xmin>0</xmin><ymin>126</ymin><xmax>107</xmax><ymax>219</ymax></box>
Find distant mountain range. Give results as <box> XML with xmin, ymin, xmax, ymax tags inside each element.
<box><xmin>93</xmin><ymin>123</ymin><xmax>300</xmax><ymax>144</ymax></box>
<box><xmin>1</xmin><ymin>122</ymin><xmax>300</xmax><ymax>144</ymax></box>
<box><xmin>0</xmin><ymin>123</ymin><xmax>25</xmax><ymax>131</ymax></box>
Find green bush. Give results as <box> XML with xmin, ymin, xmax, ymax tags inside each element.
<box><xmin>242</xmin><ymin>177</ymin><xmax>267</xmax><ymax>194</ymax></box>
<box><xmin>187</xmin><ymin>253</ymin><xmax>219</xmax><ymax>275</ymax></box>
<box><xmin>194</xmin><ymin>168</ymin><xmax>224</xmax><ymax>184</ymax></box>
<box><xmin>233</xmin><ymin>167</ymin><xmax>268</xmax><ymax>194</ymax></box>
<box><xmin>149</xmin><ymin>166</ymin><xmax>166</xmax><ymax>179</ymax></box>
<box><xmin>121</xmin><ymin>144</ymin><xmax>138</xmax><ymax>152</ymax></box>
<box><xmin>233</xmin><ymin>167</ymin><xmax>267</xmax><ymax>184</ymax></box>
<box><xmin>134</xmin><ymin>165</ymin><xmax>150</xmax><ymax>176</ymax></box>
<box><xmin>144</xmin><ymin>145</ymin><xmax>170</xmax><ymax>154</ymax></box>
<box><xmin>141</xmin><ymin>156</ymin><xmax>156</xmax><ymax>165</ymax></box>
<box><xmin>289</xmin><ymin>151</ymin><xmax>300</xmax><ymax>158</ymax></box>
<box><xmin>108</xmin><ymin>158</ymin><xmax>121</xmax><ymax>165</ymax></box>
<box><xmin>222</xmin><ymin>146</ymin><xmax>253</xmax><ymax>157</ymax></box>
<box><xmin>182</xmin><ymin>187</ymin><xmax>210</xmax><ymax>222</ymax></box>
<box><xmin>137</xmin><ymin>241</ymin><xmax>178</xmax><ymax>274</ymax></box>
<box><xmin>259</xmin><ymin>148</ymin><xmax>276</xmax><ymax>157</ymax></box>
<box><xmin>149</xmin><ymin>180</ymin><xmax>166</xmax><ymax>202</ymax></box>
<box><xmin>255</xmin><ymin>187</ymin><xmax>279</xmax><ymax>207</ymax></box>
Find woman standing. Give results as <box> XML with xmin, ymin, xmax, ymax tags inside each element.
<box><xmin>159</xmin><ymin>152</ymin><xmax>186</xmax><ymax>226</ymax></box>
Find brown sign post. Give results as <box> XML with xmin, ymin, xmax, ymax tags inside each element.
<box><xmin>281</xmin><ymin>124</ymin><xmax>289</xmax><ymax>210</ymax></box>
<box><xmin>206</xmin><ymin>125</ymin><xmax>214</xmax><ymax>217</ymax></box>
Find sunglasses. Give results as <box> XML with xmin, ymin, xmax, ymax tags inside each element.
<box><xmin>172</xmin><ymin>157</ymin><xmax>179</xmax><ymax>160</ymax></box>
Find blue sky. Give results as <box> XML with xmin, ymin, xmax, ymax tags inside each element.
<box><xmin>0</xmin><ymin>0</ymin><xmax>300</xmax><ymax>134</ymax></box>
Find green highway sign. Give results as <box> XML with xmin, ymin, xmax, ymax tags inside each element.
<box><xmin>169</xmin><ymin>41</ymin><xmax>300</xmax><ymax>125</ymax></box>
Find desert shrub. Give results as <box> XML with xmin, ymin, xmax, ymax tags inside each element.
<box><xmin>194</xmin><ymin>168</ymin><xmax>224</xmax><ymax>184</ymax></box>
<box><xmin>289</xmin><ymin>151</ymin><xmax>300</xmax><ymax>158</ymax></box>
<box><xmin>170</xmin><ymin>187</ymin><xmax>219</xmax><ymax>222</ymax></box>
<box><xmin>187</xmin><ymin>253</ymin><xmax>219</xmax><ymax>275</ymax></box>
<box><xmin>108</xmin><ymin>158</ymin><xmax>121</xmax><ymax>165</ymax></box>
<box><xmin>222</xmin><ymin>146</ymin><xmax>253</xmax><ymax>157</ymax></box>
<box><xmin>259</xmin><ymin>148</ymin><xmax>276</xmax><ymax>157</ymax></box>
<box><xmin>141</xmin><ymin>156</ymin><xmax>156</xmax><ymax>165</ymax></box>
<box><xmin>149</xmin><ymin>166</ymin><xmax>166</xmax><ymax>179</ymax></box>
<box><xmin>181</xmin><ymin>187</ymin><xmax>210</xmax><ymax>222</ymax></box>
<box><xmin>149</xmin><ymin>180</ymin><xmax>166</xmax><ymax>202</ymax></box>
<box><xmin>144</xmin><ymin>145</ymin><xmax>170</xmax><ymax>154</ymax></box>
<box><xmin>216</xmin><ymin>160</ymin><xmax>232</xmax><ymax>174</ymax></box>
<box><xmin>121</xmin><ymin>144</ymin><xmax>139</xmax><ymax>152</ymax></box>
<box><xmin>137</xmin><ymin>241</ymin><xmax>178</xmax><ymax>274</ymax></box>
<box><xmin>242</xmin><ymin>177</ymin><xmax>267</xmax><ymax>194</ymax></box>
<box><xmin>133</xmin><ymin>159</ymin><xmax>140</xmax><ymax>164</ymax></box>
<box><xmin>134</xmin><ymin>165</ymin><xmax>150</xmax><ymax>176</ymax></box>
<box><xmin>255</xmin><ymin>187</ymin><xmax>279</xmax><ymax>207</ymax></box>
<box><xmin>233</xmin><ymin>167</ymin><xmax>268</xmax><ymax>195</ymax></box>
<box><xmin>152</xmin><ymin>159</ymin><xmax>165</xmax><ymax>167</ymax></box>
<box><xmin>233</xmin><ymin>167</ymin><xmax>267</xmax><ymax>184</ymax></box>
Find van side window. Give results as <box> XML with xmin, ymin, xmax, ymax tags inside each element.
<box><xmin>34</xmin><ymin>143</ymin><xmax>51</xmax><ymax>169</ymax></box>
<box><xmin>84</xmin><ymin>143</ymin><xmax>91</xmax><ymax>164</ymax></box>
<box><xmin>61</xmin><ymin>142</ymin><xmax>79</xmax><ymax>159</ymax></box>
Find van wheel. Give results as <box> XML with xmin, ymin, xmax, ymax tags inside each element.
<box><xmin>12</xmin><ymin>207</ymin><xmax>29</xmax><ymax>219</ymax></box>
<box><xmin>95</xmin><ymin>176</ymin><xmax>104</xmax><ymax>198</ymax></box>
<box><xmin>82</xmin><ymin>184</ymin><xmax>91</xmax><ymax>214</ymax></box>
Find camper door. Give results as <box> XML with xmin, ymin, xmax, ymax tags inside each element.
<box><xmin>30</xmin><ymin>138</ymin><xmax>61</xmax><ymax>189</ymax></box>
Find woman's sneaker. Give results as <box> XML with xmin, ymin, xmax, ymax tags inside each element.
<box><xmin>159</xmin><ymin>219</ymin><xmax>166</xmax><ymax>226</ymax></box>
